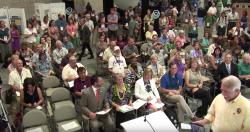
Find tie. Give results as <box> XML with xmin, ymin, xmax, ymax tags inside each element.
<box><xmin>96</xmin><ymin>88</ymin><xmax>100</xmax><ymax>102</ymax></box>
<box><xmin>226</xmin><ymin>65</ymin><xmax>231</xmax><ymax>74</ymax></box>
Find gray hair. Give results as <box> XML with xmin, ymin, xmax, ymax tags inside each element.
<box><xmin>221</xmin><ymin>75</ymin><xmax>241</xmax><ymax>91</ymax></box>
<box><xmin>243</xmin><ymin>53</ymin><xmax>250</xmax><ymax>59</ymax></box>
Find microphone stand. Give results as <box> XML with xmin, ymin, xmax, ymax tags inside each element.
<box><xmin>0</xmin><ymin>99</ymin><xmax>12</xmax><ymax>132</ymax></box>
<box><xmin>143</xmin><ymin>100</ymin><xmax>156</xmax><ymax>132</ymax></box>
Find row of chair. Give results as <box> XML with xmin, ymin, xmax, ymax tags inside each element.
<box><xmin>22</xmin><ymin>76</ymin><xmax>84</xmax><ymax>132</ymax></box>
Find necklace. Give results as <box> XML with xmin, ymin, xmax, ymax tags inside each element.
<box><xmin>115</xmin><ymin>83</ymin><xmax>126</xmax><ymax>100</ymax></box>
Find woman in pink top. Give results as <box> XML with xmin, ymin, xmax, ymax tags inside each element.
<box><xmin>67</xmin><ymin>18</ymin><xmax>79</xmax><ymax>48</ymax></box>
<box><xmin>175</xmin><ymin>30</ymin><xmax>187</xmax><ymax>47</ymax></box>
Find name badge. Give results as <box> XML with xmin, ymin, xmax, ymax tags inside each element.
<box><xmin>180</xmin><ymin>52</ymin><xmax>185</xmax><ymax>56</ymax></box>
<box><xmin>193</xmin><ymin>27</ymin><xmax>196</xmax><ymax>30</ymax></box>
<box><xmin>185</xmin><ymin>19</ymin><xmax>188</xmax><ymax>23</ymax></box>
<box><xmin>60</xmin><ymin>27</ymin><xmax>63</xmax><ymax>30</ymax></box>
<box><xmin>181</xmin><ymin>58</ymin><xmax>185</xmax><ymax>64</ymax></box>
<box><xmin>206</xmin><ymin>23</ymin><xmax>210</xmax><ymax>27</ymax></box>
<box><xmin>4</xmin><ymin>36</ymin><xmax>7</xmax><ymax>41</ymax></box>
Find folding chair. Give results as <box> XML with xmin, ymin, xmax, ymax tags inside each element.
<box><xmin>53</xmin><ymin>103</ymin><xmax>83</xmax><ymax>132</ymax></box>
<box><xmin>22</xmin><ymin>109</ymin><xmax>50</xmax><ymax>132</ymax></box>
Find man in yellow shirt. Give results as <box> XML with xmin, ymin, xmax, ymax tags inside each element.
<box><xmin>194</xmin><ymin>75</ymin><xmax>250</xmax><ymax>132</ymax></box>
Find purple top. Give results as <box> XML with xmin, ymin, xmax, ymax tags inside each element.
<box><xmin>73</xmin><ymin>76</ymin><xmax>92</xmax><ymax>92</ymax></box>
<box><xmin>173</xmin><ymin>59</ymin><xmax>185</xmax><ymax>78</ymax></box>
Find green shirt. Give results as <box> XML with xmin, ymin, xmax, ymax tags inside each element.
<box><xmin>238</xmin><ymin>62</ymin><xmax>250</xmax><ymax>75</ymax></box>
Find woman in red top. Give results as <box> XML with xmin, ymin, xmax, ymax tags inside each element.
<box><xmin>66</xmin><ymin>18</ymin><xmax>79</xmax><ymax>48</ymax></box>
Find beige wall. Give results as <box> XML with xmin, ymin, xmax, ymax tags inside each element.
<box><xmin>0</xmin><ymin>0</ymin><xmax>62</xmax><ymax>19</ymax></box>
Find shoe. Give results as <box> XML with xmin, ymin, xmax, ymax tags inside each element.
<box><xmin>191</xmin><ymin>116</ymin><xmax>203</xmax><ymax>121</ymax></box>
<box><xmin>88</xmin><ymin>56</ymin><xmax>94</xmax><ymax>59</ymax></box>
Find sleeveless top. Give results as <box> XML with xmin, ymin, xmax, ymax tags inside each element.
<box><xmin>188</xmin><ymin>69</ymin><xmax>202</xmax><ymax>85</ymax></box>
<box><xmin>24</xmin><ymin>87</ymin><xmax>39</xmax><ymax>104</ymax></box>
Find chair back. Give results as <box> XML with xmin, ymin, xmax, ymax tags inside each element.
<box><xmin>54</xmin><ymin>103</ymin><xmax>77</xmax><ymax>122</ymax></box>
<box><xmin>51</xmin><ymin>87</ymin><xmax>71</xmax><ymax>103</ymax></box>
<box><xmin>23</xmin><ymin>109</ymin><xmax>47</xmax><ymax>128</ymax></box>
<box><xmin>42</xmin><ymin>76</ymin><xmax>60</xmax><ymax>89</ymax></box>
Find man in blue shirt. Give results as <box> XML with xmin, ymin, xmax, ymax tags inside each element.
<box><xmin>160</xmin><ymin>62</ymin><xmax>199</xmax><ymax>123</ymax></box>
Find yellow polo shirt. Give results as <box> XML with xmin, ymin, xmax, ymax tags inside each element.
<box><xmin>205</xmin><ymin>94</ymin><xmax>250</xmax><ymax>132</ymax></box>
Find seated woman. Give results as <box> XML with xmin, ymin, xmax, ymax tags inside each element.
<box><xmin>135</xmin><ymin>68</ymin><xmax>162</xmax><ymax>112</ymax></box>
<box><xmin>190</xmin><ymin>40</ymin><xmax>208</xmax><ymax>68</ymax></box>
<box><xmin>109</xmin><ymin>73</ymin><xmax>134</xmax><ymax>129</ymax></box>
<box><xmin>20</xmin><ymin>78</ymin><xmax>44</xmax><ymax>113</ymax></box>
<box><xmin>184</xmin><ymin>59</ymin><xmax>212</xmax><ymax>118</ymax></box>
<box><xmin>209</xmin><ymin>47</ymin><xmax>223</xmax><ymax>75</ymax></box>
<box><xmin>35</xmin><ymin>51</ymin><xmax>53</xmax><ymax>80</ymax></box>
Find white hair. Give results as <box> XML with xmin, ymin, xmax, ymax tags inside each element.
<box><xmin>221</xmin><ymin>75</ymin><xmax>241</xmax><ymax>91</ymax></box>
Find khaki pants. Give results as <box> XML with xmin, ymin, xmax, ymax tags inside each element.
<box><xmin>162</xmin><ymin>94</ymin><xmax>194</xmax><ymax>122</ymax></box>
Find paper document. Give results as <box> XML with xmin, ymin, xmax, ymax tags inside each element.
<box><xmin>153</xmin><ymin>102</ymin><xmax>165</xmax><ymax>109</ymax></box>
<box><xmin>132</xmin><ymin>99</ymin><xmax>146</xmax><ymax>110</ymax></box>
<box><xmin>119</xmin><ymin>105</ymin><xmax>134</xmax><ymax>113</ymax></box>
<box><xmin>68</xmin><ymin>81</ymin><xmax>74</xmax><ymax>88</ymax></box>
<box><xmin>36</xmin><ymin>106</ymin><xmax>43</xmax><ymax>110</ymax></box>
<box><xmin>26</xmin><ymin>127</ymin><xmax>43</xmax><ymax>132</ymax></box>
<box><xmin>181</xmin><ymin>123</ymin><xmax>191</xmax><ymax>130</ymax></box>
<box><xmin>61</xmin><ymin>121</ymin><xmax>80</xmax><ymax>131</ymax></box>
<box><xmin>16</xmin><ymin>91</ymin><xmax>20</xmax><ymax>97</ymax></box>
<box><xmin>96</xmin><ymin>108</ymin><xmax>111</xmax><ymax>115</ymax></box>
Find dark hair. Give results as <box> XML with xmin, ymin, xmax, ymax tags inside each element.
<box><xmin>168</xmin><ymin>61</ymin><xmax>177</xmax><ymax>69</ymax></box>
<box><xmin>23</xmin><ymin>78</ymin><xmax>36</xmax><ymax>91</ymax></box>
<box><xmin>212</xmin><ymin>47</ymin><xmax>222</xmax><ymax>57</ymax></box>
<box><xmin>77</xmin><ymin>67</ymin><xmax>86</xmax><ymax>74</ymax></box>
<box><xmin>49</xmin><ymin>20</ymin><xmax>55</xmax><ymax>27</ymax></box>
<box><xmin>91</xmin><ymin>75</ymin><xmax>100</xmax><ymax>85</ymax></box>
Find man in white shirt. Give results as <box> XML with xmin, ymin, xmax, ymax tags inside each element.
<box><xmin>62</xmin><ymin>56</ymin><xmax>86</xmax><ymax>85</ymax></box>
<box><xmin>8</xmin><ymin>59</ymin><xmax>32</xmax><ymax>91</ymax></box>
<box><xmin>227</xmin><ymin>7</ymin><xmax>239</xmax><ymax>30</ymax></box>
<box><xmin>53</xmin><ymin>40</ymin><xmax>68</xmax><ymax>65</ymax></box>
<box><xmin>207</xmin><ymin>2</ymin><xmax>217</xmax><ymax>16</ymax></box>
<box><xmin>108</xmin><ymin>46</ymin><xmax>127</xmax><ymax>77</ymax></box>
<box><xmin>193</xmin><ymin>76</ymin><xmax>250</xmax><ymax>132</ymax></box>
<box><xmin>85</xmin><ymin>14</ymin><xmax>95</xmax><ymax>32</ymax></box>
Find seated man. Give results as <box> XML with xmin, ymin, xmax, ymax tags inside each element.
<box><xmin>108</xmin><ymin>46</ymin><xmax>127</xmax><ymax>77</ymax></box>
<box><xmin>194</xmin><ymin>76</ymin><xmax>250</xmax><ymax>131</ymax></box>
<box><xmin>103</xmin><ymin>39</ymin><xmax>116</xmax><ymax>62</ymax></box>
<box><xmin>52</xmin><ymin>40</ymin><xmax>68</xmax><ymax>76</ymax></box>
<box><xmin>148</xmin><ymin>42</ymin><xmax>168</xmax><ymax>66</ymax></box>
<box><xmin>147</xmin><ymin>54</ymin><xmax>166</xmax><ymax>86</ymax></box>
<box><xmin>159</xmin><ymin>62</ymin><xmax>199</xmax><ymax>123</ymax></box>
<box><xmin>238</xmin><ymin>53</ymin><xmax>250</xmax><ymax>87</ymax></box>
<box><xmin>80</xmin><ymin>75</ymin><xmax>114</xmax><ymax>132</ymax></box>
<box><xmin>73</xmin><ymin>67</ymin><xmax>92</xmax><ymax>97</ymax></box>
<box><xmin>9</xmin><ymin>59</ymin><xmax>32</xmax><ymax>91</ymax></box>
<box><xmin>122</xmin><ymin>37</ymin><xmax>139</xmax><ymax>61</ymax></box>
<box><xmin>62</xmin><ymin>56</ymin><xmax>86</xmax><ymax>87</ymax></box>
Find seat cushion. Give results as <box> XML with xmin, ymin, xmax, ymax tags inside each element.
<box><xmin>24</xmin><ymin>125</ymin><xmax>49</xmax><ymax>132</ymax></box>
<box><xmin>57</xmin><ymin>119</ymin><xmax>82</xmax><ymax>132</ymax></box>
